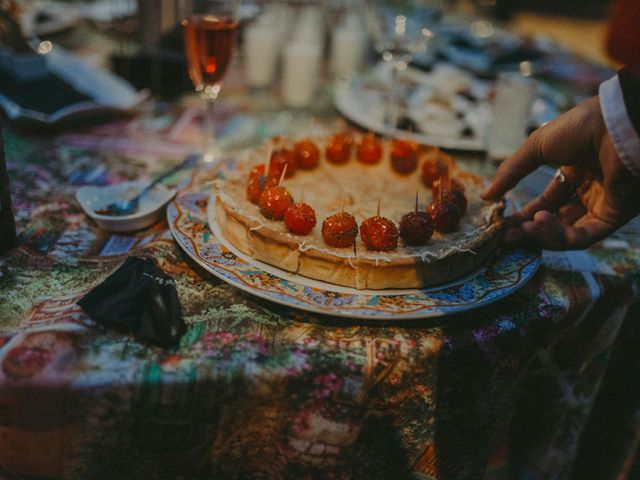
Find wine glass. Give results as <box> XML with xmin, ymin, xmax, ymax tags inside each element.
<box><xmin>363</xmin><ymin>0</ymin><xmax>441</xmax><ymax>128</ymax></box>
<box><xmin>182</xmin><ymin>0</ymin><xmax>239</xmax><ymax>163</ymax></box>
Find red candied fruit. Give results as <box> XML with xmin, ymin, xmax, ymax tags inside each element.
<box><xmin>432</xmin><ymin>177</ymin><xmax>465</xmax><ymax>199</ymax></box>
<box><xmin>428</xmin><ymin>202</ymin><xmax>460</xmax><ymax>233</ymax></box>
<box><xmin>294</xmin><ymin>139</ymin><xmax>320</xmax><ymax>170</ymax></box>
<box><xmin>390</xmin><ymin>139</ymin><xmax>419</xmax><ymax>174</ymax></box>
<box><xmin>259</xmin><ymin>186</ymin><xmax>293</xmax><ymax>220</ymax></box>
<box><xmin>284</xmin><ymin>202</ymin><xmax>317</xmax><ymax>235</ymax></box>
<box><xmin>322</xmin><ymin>212</ymin><xmax>358</xmax><ymax>248</ymax></box>
<box><xmin>360</xmin><ymin>216</ymin><xmax>399</xmax><ymax>251</ymax></box>
<box><xmin>432</xmin><ymin>178</ymin><xmax>467</xmax><ymax>216</ymax></box>
<box><xmin>399</xmin><ymin>211</ymin><xmax>434</xmax><ymax>245</ymax></box>
<box><xmin>357</xmin><ymin>133</ymin><xmax>383</xmax><ymax>164</ymax></box>
<box><xmin>443</xmin><ymin>189</ymin><xmax>468</xmax><ymax>216</ymax></box>
<box><xmin>421</xmin><ymin>150</ymin><xmax>455</xmax><ymax>187</ymax></box>
<box><xmin>325</xmin><ymin>133</ymin><xmax>353</xmax><ymax>164</ymax></box>
<box><xmin>247</xmin><ymin>164</ymin><xmax>276</xmax><ymax>204</ymax></box>
<box><xmin>269</xmin><ymin>147</ymin><xmax>296</xmax><ymax>179</ymax></box>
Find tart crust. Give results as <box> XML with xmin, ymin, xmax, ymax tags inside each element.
<box><xmin>214</xmin><ymin>141</ymin><xmax>504</xmax><ymax>289</ymax></box>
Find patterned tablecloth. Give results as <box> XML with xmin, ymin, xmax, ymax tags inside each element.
<box><xmin>1</xmin><ymin>88</ymin><xmax>639</xmax><ymax>480</ymax></box>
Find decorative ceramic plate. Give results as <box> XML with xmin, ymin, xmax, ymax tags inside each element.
<box><xmin>167</xmin><ymin>168</ymin><xmax>541</xmax><ymax>320</ymax></box>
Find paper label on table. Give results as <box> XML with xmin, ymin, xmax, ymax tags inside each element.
<box><xmin>542</xmin><ymin>250</ymin><xmax>615</xmax><ymax>275</ymax></box>
<box><xmin>601</xmin><ymin>239</ymin><xmax>630</xmax><ymax>250</ymax></box>
<box><xmin>611</xmin><ymin>216</ymin><xmax>640</xmax><ymax>245</ymax></box>
<box><xmin>100</xmin><ymin>235</ymin><xmax>138</xmax><ymax>257</ymax></box>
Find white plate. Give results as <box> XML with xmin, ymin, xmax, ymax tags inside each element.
<box><xmin>76</xmin><ymin>181</ymin><xmax>176</xmax><ymax>233</ymax></box>
<box><xmin>334</xmin><ymin>71</ymin><xmax>487</xmax><ymax>151</ymax></box>
<box><xmin>334</xmin><ymin>63</ymin><xmax>562</xmax><ymax>151</ymax></box>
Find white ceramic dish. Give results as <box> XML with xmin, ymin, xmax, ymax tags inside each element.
<box><xmin>76</xmin><ymin>181</ymin><xmax>176</xmax><ymax>232</ymax></box>
<box><xmin>20</xmin><ymin>1</ymin><xmax>82</xmax><ymax>37</ymax></box>
<box><xmin>334</xmin><ymin>63</ymin><xmax>562</xmax><ymax>151</ymax></box>
<box><xmin>333</xmin><ymin>70</ymin><xmax>487</xmax><ymax>151</ymax></box>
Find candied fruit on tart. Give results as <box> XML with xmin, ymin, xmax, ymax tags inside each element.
<box><xmin>285</xmin><ymin>202</ymin><xmax>317</xmax><ymax>235</ymax></box>
<box><xmin>259</xmin><ymin>185</ymin><xmax>293</xmax><ymax>220</ymax></box>
<box><xmin>325</xmin><ymin>133</ymin><xmax>353</xmax><ymax>164</ymax></box>
<box><xmin>421</xmin><ymin>149</ymin><xmax>454</xmax><ymax>187</ymax></box>
<box><xmin>322</xmin><ymin>212</ymin><xmax>358</xmax><ymax>248</ymax></box>
<box><xmin>428</xmin><ymin>201</ymin><xmax>460</xmax><ymax>233</ymax></box>
<box><xmin>357</xmin><ymin>133</ymin><xmax>383</xmax><ymax>164</ymax></box>
<box><xmin>360</xmin><ymin>215</ymin><xmax>399</xmax><ymax>251</ymax></box>
<box><xmin>269</xmin><ymin>146</ymin><xmax>296</xmax><ymax>179</ymax></box>
<box><xmin>399</xmin><ymin>211</ymin><xmax>434</xmax><ymax>246</ymax></box>
<box><xmin>390</xmin><ymin>139</ymin><xmax>419</xmax><ymax>174</ymax></box>
<box><xmin>294</xmin><ymin>138</ymin><xmax>320</xmax><ymax>170</ymax></box>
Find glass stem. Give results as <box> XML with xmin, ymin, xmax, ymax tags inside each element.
<box><xmin>202</xmin><ymin>84</ymin><xmax>220</xmax><ymax>163</ymax></box>
<box><xmin>388</xmin><ymin>61</ymin><xmax>404</xmax><ymax>129</ymax></box>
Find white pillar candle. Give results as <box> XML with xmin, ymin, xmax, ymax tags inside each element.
<box><xmin>261</xmin><ymin>4</ymin><xmax>296</xmax><ymax>47</ymax></box>
<box><xmin>331</xmin><ymin>27</ymin><xmax>366</xmax><ymax>78</ymax></box>
<box><xmin>282</xmin><ymin>41</ymin><xmax>322</xmax><ymax>108</ymax></box>
<box><xmin>293</xmin><ymin>24</ymin><xmax>323</xmax><ymax>44</ymax></box>
<box><xmin>488</xmin><ymin>73</ymin><xmax>537</xmax><ymax>160</ymax></box>
<box><xmin>293</xmin><ymin>8</ymin><xmax>324</xmax><ymax>45</ymax></box>
<box><xmin>243</xmin><ymin>25</ymin><xmax>281</xmax><ymax>88</ymax></box>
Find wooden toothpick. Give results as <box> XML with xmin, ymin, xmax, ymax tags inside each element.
<box><xmin>415</xmin><ymin>192</ymin><xmax>419</xmax><ymax>212</ymax></box>
<box><xmin>376</xmin><ymin>196</ymin><xmax>381</xmax><ymax>217</ymax></box>
<box><xmin>266</xmin><ymin>144</ymin><xmax>273</xmax><ymax>175</ymax></box>
<box><xmin>278</xmin><ymin>164</ymin><xmax>287</xmax><ymax>187</ymax></box>
<box><xmin>300</xmin><ymin>184</ymin><xmax>305</xmax><ymax>204</ymax></box>
<box><xmin>341</xmin><ymin>195</ymin><xmax>346</xmax><ymax>214</ymax></box>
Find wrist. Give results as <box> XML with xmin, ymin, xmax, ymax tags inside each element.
<box><xmin>599</xmin><ymin>74</ymin><xmax>640</xmax><ymax>177</ymax></box>
<box><xmin>618</xmin><ymin>68</ymin><xmax>640</xmax><ymax>136</ymax></box>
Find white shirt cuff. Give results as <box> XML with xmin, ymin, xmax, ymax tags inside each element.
<box><xmin>599</xmin><ymin>75</ymin><xmax>640</xmax><ymax>177</ymax></box>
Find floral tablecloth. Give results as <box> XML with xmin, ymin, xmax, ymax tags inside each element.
<box><xmin>1</xmin><ymin>93</ymin><xmax>639</xmax><ymax>480</ymax></box>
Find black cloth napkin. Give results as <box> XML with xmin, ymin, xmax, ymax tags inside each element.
<box><xmin>78</xmin><ymin>256</ymin><xmax>185</xmax><ymax>347</ymax></box>
<box><xmin>0</xmin><ymin>68</ymin><xmax>92</xmax><ymax>115</ymax></box>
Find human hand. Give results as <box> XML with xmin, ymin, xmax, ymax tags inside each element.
<box><xmin>482</xmin><ymin>96</ymin><xmax>640</xmax><ymax>250</ymax></box>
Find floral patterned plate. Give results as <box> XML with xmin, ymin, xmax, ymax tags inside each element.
<box><xmin>167</xmin><ymin>174</ymin><xmax>541</xmax><ymax>320</ymax></box>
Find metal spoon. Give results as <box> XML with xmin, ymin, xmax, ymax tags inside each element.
<box><xmin>101</xmin><ymin>153</ymin><xmax>199</xmax><ymax>217</ymax></box>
